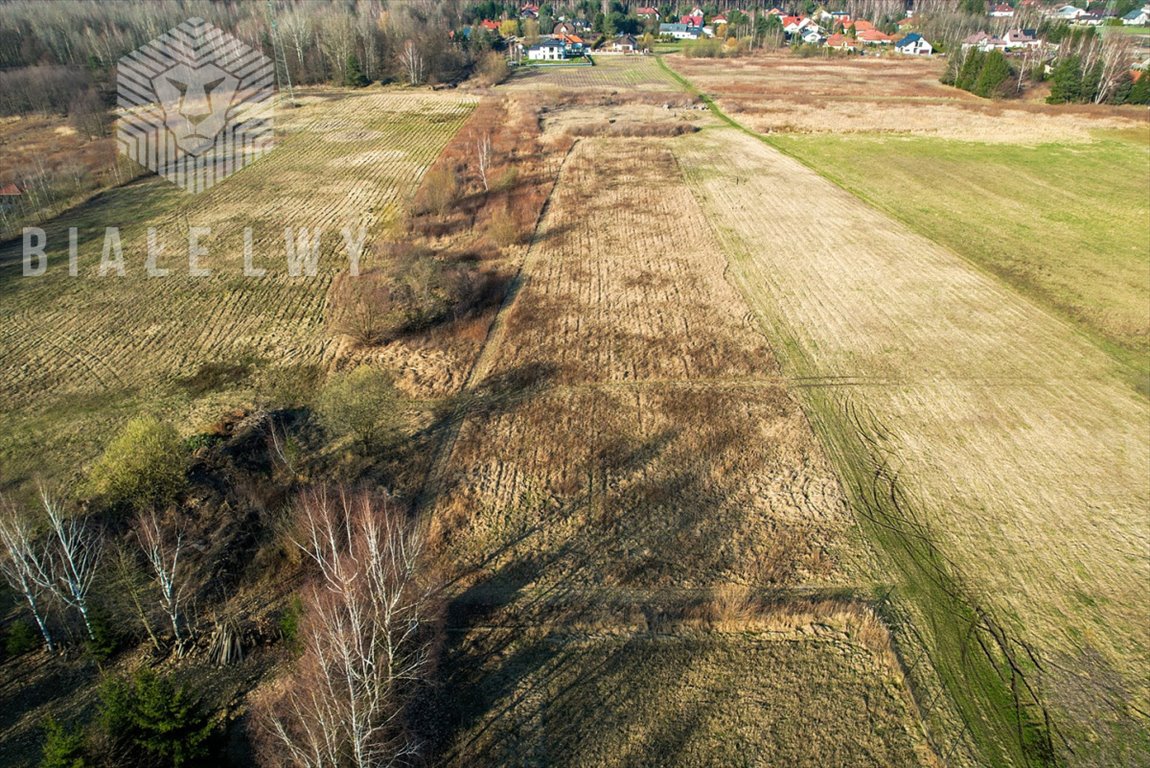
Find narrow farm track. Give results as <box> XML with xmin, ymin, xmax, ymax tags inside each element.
<box><xmin>674</xmin><ymin>124</ymin><xmax>1150</xmax><ymax>765</ymax></box>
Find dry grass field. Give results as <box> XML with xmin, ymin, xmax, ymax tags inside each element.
<box><xmin>673</xmin><ymin>55</ymin><xmax>1144</xmax><ymax>143</ymax></box>
<box><xmin>674</xmin><ymin>118</ymin><xmax>1150</xmax><ymax>767</ymax></box>
<box><xmin>432</xmin><ymin>618</ymin><xmax>931</xmax><ymax>768</ymax></box>
<box><xmin>423</xmin><ymin>97</ymin><xmax>942</xmax><ymax>763</ymax></box>
<box><xmin>0</xmin><ymin>89</ymin><xmax>475</xmax><ymax>489</ymax></box>
<box><xmin>3</xmin><ymin>50</ymin><xmax>1144</xmax><ymax>768</ymax></box>
<box><xmin>669</xmin><ymin>54</ymin><xmax>1150</xmax><ymax>391</ymax></box>
<box><xmin>505</xmin><ymin>55</ymin><xmax>681</xmax><ymax>93</ymax></box>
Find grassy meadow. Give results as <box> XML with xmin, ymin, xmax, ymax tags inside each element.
<box><xmin>0</xmin><ymin>90</ymin><xmax>475</xmax><ymax>493</ymax></box>
<box><xmin>769</xmin><ymin>129</ymin><xmax>1150</xmax><ymax>392</ymax></box>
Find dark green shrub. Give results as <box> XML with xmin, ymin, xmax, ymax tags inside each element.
<box><xmin>98</xmin><ymin>669</ymin><xmax>214</xmax><ymax>768</ymax></box>
<box><xmin>278</xmin><ymin>595</ymin><xmax>303</xmax><ymax>652</ymax></box>
<box><xmin>5</xmin><ymin>619</ymin><xmax>38</xmax><ymax>656</ymax></box>
<box><xmin>39</xmin><ymin>718</ymin><xmax>87</xmax><ymax>768</ymax></box>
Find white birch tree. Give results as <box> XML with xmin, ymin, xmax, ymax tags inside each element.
<box><xmin>0</xmin><ymin>500</ymin><xmax>57</xmax><ymax>652</ymax></box>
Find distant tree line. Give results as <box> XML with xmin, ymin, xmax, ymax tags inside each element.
<box><xmin>0</xmin><ymin>0</ymin><xmax>474</xmax><ymax>119</ymax></box>
<box><xmin>942</xmin><ymin>21</ymin><xmax>1145</xmax><ymax>104</ymax></box>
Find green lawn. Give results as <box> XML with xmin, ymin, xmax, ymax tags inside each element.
<box><xmin>769</xmin><ymin>130</ymin><xmax>1150</xmax><ymax>393</ymax></box>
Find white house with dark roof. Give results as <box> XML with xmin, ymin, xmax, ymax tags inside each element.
<box><xmin>895</xmin><ymin>33</ymin><xmax>933</xmax><ymax>54</ymax></box>
<box><xmin>659</xmin><ymin>22</ymin><xmax>702</xmax><ymax>39</ymax></box>
<box><xmin>1123</xmin><ymin>5</ymin><xmax>1150</xmax><ymax>23</ymax></box>
<box><xmin>527</xmin><ymin>39</ymin><xmax>567</xmax><ymax>60</ymax></box>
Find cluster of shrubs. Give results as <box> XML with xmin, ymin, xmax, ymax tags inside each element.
<box><xmin>40</xmin><ymin>668</ymin><xmax>215</xmax><ymax>768</ymax></box>
<box><xmin>330</xmin><ymin>243</ymin><xmax>508</xmax><ymax>348</ymax></box>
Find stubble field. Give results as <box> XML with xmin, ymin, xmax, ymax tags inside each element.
<box><xmin>424</xmin><ymin>110</ymin><xmax>941</xmax><ymax>764</ymax></box>
<box><xmin>0</xmin><ymin>90</ymin><xmax>475</xmax><ymax>489</ymax></box>
<box><xmin>672</xmin><ymin>100</ymin><xmax>1150</xmax><ymax>766</ymax></box>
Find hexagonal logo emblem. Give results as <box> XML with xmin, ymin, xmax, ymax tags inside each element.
<box><xmin>117</xmin><ymin>17</ymin><xmax>275</xmax><ymax>194</ymax></box>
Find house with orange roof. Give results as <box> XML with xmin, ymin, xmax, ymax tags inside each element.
<box><xmin>0</xmin><ymin>183</ymin><xmax>22</xmax><ymax>212</ymax></box>
<box><xmin>825</xmin><ymin>32</ymin><xmax>858</xmax><ymax>50</ymax></box>
<box><xmin>858</xmin><ymin>28</ymin><xmax>893</xmax><ymax>43</ymax></box>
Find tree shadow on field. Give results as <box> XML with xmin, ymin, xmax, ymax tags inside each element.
<box><xmin>418</xmin><ymin>385</ymin><xmax>818</xmax><ymax>761</ymax></box>
<box><xmin>0</xmin><ymin>175</ymin><xmax>182</xmax><ymax>296</ymax></box>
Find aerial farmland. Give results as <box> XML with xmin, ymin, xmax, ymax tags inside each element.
<box><xmin>0</xmin><ymin>2</ymin><xmax>1146</xmax><ymax>767</ymax></box>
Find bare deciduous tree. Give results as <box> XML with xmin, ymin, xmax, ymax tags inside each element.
<box><xmin>399</xmin><ymin>40</ymin><xmax>425</xmax><ymax>86</ymax></box>
<box><xmin>137</xmin><ymin>510</ymin><xmax>190</xmax><ymax>654</ymax></box>
<box><xmin>1095</xmin><ymin>35</ymin><xmax>1134</xmax><ymax>104</ymax></box>
<box><xmin>258</xmin><ymin>486</ymin><xmax>434</xmax><ymax>768</ymax></box>
<box><xmin>0</xmin><ymin>499</ymin><xmax>56</xmax><ymax>652</ymax></box>
<box><xmin>110</xmin><ymin>541</ymin><xmax>162</xmax><ymax>651</ymax></box>
<box><xmin>41</xmin><ymin>493</ymin><xmax>100</xmax><ymax>642</ymax></box>
<box><xmin>476</xmin><ymin>132</ymin><xmax>492</xmax><ymax>193</ymax></box>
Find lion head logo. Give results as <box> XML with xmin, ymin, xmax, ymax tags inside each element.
<box><xmin>117</xmin><ymin>18</ymin><xmax>274</xmax><ymax>193</ymax></box>
<box><xmin>153</xmin><ymin>62</ymin><xmax>239</xmax><ymax>156</ymax></box>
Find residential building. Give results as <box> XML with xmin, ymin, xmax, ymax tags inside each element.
<box><xmin>895</xmin><ymin>32</ymin><xmax>933</xmax><ymax>54</ymax></box>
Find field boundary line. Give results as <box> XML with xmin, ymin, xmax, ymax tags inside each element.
<box><xmin>414</xmin><ymin>138</ymin><xmax>581</xmax><ymax>516</ymax></box>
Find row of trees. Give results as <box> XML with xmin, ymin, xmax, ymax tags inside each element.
<box><xmin>1048</xmin><ymin>34</ymin><xmax>1147</xmax><ymax>104</ymax></box>
<box><xmin>0</xmin><ymin>493</ymin><xmax>190</xmax><ymax>659</ymax></box>
<box><xmin>942</xmin><ymin>24</ymin><xmax>1145</xmax><ymax>104</ymax></box>
<box><xmin>0</xmin><ymin>0</ymin><xmax>471</xmax><ymax>94</ymax></box>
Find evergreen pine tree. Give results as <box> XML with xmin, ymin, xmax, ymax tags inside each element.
<box><xmin>1047</xmin><ymin>55</ymin><xmax>1083</xmax><ymax>103</ymax></box>
<box><xmin>1128</xmin><ymin>72</ymin><xmax>1150</xmax><ymax>104</ymax></box>
<box><xmin>1108</xmin><ymin>71</ymin><xmax>1134</xmax><ymax>104</ymax></box>
<box><xmin>973</xmin><ymin>51</ymin><xmax>1012</xmax><ymax>98</ymax></box>
<box><xmin>345</xmin><ymin>53</ymin><xmax>370</xmax><ymax>87</ymax></box>
<box><xmin>1080</xmin><ymin>59</ymin><xmax>1102</xmax><ymax>103</ymax></box>
<box><xmin>956</xmin><ymin>49</ymin><xmax>985</xmax><ymax>91</ymax></box>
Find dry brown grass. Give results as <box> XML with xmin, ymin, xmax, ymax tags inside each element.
<box><xmin>416</xmin><ymin>121</ymin><xmax>939</xmax><ymax>763</ymax></box>
<box><xmin>676</xmin><ymin>124</ymin><xmax>1150</xmax><ymax>766</ymax></box>
<box><xmin>428</xmin><ymin>612</ymin><xmax>933</xmax><ymax>768</ymax></box>
<box><xmin>671</xmin><ymin>54</ymin><xmax>1148</xmax><ymax>143</ymax></box>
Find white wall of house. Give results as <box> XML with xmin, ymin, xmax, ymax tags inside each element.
<box><xmin>527</xmin><ymin>45</ymin><xmax>565</xmax><ymax>60</ymax></box>
<box><xmin>902</xmin><ymin>39</ymin><xmax>932</xmax><ymax>54</ymax></box>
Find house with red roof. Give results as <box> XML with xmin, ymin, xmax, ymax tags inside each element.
<box><xmin>0</xmin><ymin>183</ymin><xmax>22</xmax><ymax>212</ymax></box>
<box><xmin>990</xmin><ymin>3</ymin><xmax>1015</xmax><ymax>16</ymax></box>
<box><xmin>783</xmin><ymin>15</ymin><xmax>813</xmax><ymax>34</ymax></box>
<box><xmin>636</xmin><ymin>7</ymin><xmax>660</xmax><ymax>21</ymax></box>
<box><xmin>858</xmin><ymin>28</ymin><xmax>893</xmax><ymax>43</ymax></box>
<box><xmin>825</xmin><ymin>32</ymin><xmax>858</xmax><ymax>50</ymax></box>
